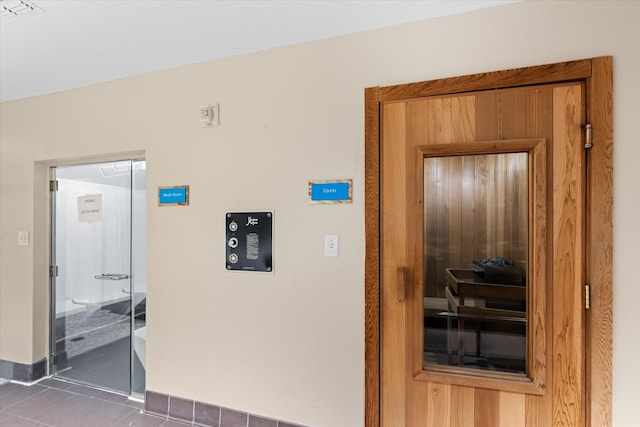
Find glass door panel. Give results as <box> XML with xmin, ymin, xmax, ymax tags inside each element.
<box><xmin>422</xmin><ymin>152</ymin><xmax>528</xmax><ymax>374</ymax></box>
<box><xmin>131</xmin><ymin>160</ymin><xmax>146</xmax><ymax>396</ymax></box>
<box><xmin>51</xmin><ymin>161</ymin><xmax>133</xmax><ymax>393</ymax></box>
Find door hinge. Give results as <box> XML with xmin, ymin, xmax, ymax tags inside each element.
<box><xmin>583</xmin><ymin>123</ymin><xmax>593</xmax><ymax>149</ymax></box>
<box><xmin>585</xmin><ymin>284</ymin><xmax>591</xmax><ymax>310</ymax></box>
<box><xmin>49</xmin><ymin>265</ymin><xmax>58</xmax><ymax>277</ymax></box>
<box><xmin>49</xmin><ymin>180</ymin><xmax>59</xmax><ymax>192</ymax></box>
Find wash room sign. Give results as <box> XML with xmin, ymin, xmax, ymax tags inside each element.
<box><xmin>225</xmin><ymin>212</ymin><xmax>273</xmax><ymax>272</ymax></box>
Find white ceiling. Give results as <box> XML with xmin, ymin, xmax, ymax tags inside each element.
<box><xmin>0</xmin><ymin>0</ymin><xmax>517</xmax><ymax>102</ymax></box>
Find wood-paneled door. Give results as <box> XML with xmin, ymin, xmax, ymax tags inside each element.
<box><xmin>365</xmin><ymin>58</ymin><xmax>613</xmax><ymax>427</ymax></box>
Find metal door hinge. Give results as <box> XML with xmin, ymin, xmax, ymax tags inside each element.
<box><xmin>585</xmin><ymin>284</ymin><xmax>591</xmax><ymax>310</ymax></box>
<box><xmin>49</xmin><ymin>180</ymin><xmax>59</xmax><ymax>192</ymax></box>
<box><xmin>583</xmin><ymin>124</ymin><xmax>593</xmax><ymax>149</ymax></box>
<box><xmin>49</xmin><ymin>265</ymin><xmax>58</xmax><ymax>277</ymax></box>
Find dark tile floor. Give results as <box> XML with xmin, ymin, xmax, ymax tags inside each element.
<box><xmin>0</xmin><ymin>378</ymin><xmax>190</xmax><ymax>426</ymax></box>
<box><xmin>56</xmin><ymin>336</ymin><xmax>146</xmax><ymax>395</ymax></box>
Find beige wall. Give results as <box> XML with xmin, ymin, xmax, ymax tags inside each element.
<box><xmin>1</xmin><ymin>1</ymin><xmax>638</xmax><ymax>426</ymax></box>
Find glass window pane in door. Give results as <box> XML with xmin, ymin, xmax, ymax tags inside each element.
<box><xmin>422</xmin><ymin>153</ymin><xmax>528</xmax><ymax>374</ymax></box>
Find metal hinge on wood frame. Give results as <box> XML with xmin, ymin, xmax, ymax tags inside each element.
<box><xmin>585</xmin><ymin>284</ymin><xmax>591</xmax><ymax>310</ymax></box>
<box><xmin>49</xmin><ymin>180</ymin><xmax>58</xmax><ymax>192</ymax></box>
<box><xmin>49</xmin><ymin>265</ymin><xmax>58</xmax><ymax>277</ymax></box>
<box><xmin>583</xmin><ymin>123</ymin><xmax>593</xmax><ymax>149</ymax></box>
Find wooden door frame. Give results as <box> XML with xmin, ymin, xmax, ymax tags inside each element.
<box><xmin>364</xmin><ymin>57</ymin><xmax>613</xmax><ymax>426</ymax></box>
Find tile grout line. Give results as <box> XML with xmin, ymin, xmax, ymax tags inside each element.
<box><xmin>48</xmin><ymin>380</ymin><xmax>142</xmax><ymax>411</ymax></box>
<box><xmin>0</xmin><ymin>382</ymin><xmax>50</xmax><ymax>413</ymax></box>
<box><xmin>10</xmin><ymin>381</ymin><xmax>149</xmax><ymax>426</ymax></box>
<box><xmin>4</xmin><ymin>382</ymin><xmax>304</xmax><ymax>427</ymax></box>
<box><xmin>0</xmin><ymin>383</ymin><xmax>53</xmax><ymax>426</ymax></box>
<box><xmin>2</xmin><ymin>410</ymin><xmax>56</xmax><ymax>427</ymax></box>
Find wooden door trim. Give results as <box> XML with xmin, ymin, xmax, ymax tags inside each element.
<box><xmin>378</xmin><ymin>59</ymin><xmax>592</xmax><ymax>102</ymax></box>
<box><xmin>584</xmin><ymin>56</ymin><xmax>613</xmax><ymax>427</ymax></box>
<box><xmin>364</xmin><ymin>85</ymin><xmax>381</xmax><ymax>427</ymax></box>
<box><xmin>364</xmin><ymin>57</ymin><xmax>613</xmax><ymax>427</ymax></box>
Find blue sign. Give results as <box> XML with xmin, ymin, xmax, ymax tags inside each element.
<box><xmin>158</xmin><ymin>186</ymin><xmax>189</xmax><ymax>206</ymax></box>
<box><xmin>309</xmin><ymin>180</ymin><xmax>352</xmax><ymax>203</ymax></box>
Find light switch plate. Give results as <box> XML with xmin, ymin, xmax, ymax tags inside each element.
<box><xmin>18</xmin><ymin>230</ymin><xmax>29</xmax><ymax>246</ymax></box>
<box><xmin>324</xmin><ymin>234</ymin><xmax>339</xmax><ymax>257</ymax></box>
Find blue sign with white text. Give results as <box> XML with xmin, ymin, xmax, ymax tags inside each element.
<box><xmin>158</xmin><ymin>186</ymin><xmax>189</xmax><ymax>206</ymax></box>
<box><xmin>310</xmin><ymin>181</ymin><xmax>351</xmax><ymax>203</ymax></box>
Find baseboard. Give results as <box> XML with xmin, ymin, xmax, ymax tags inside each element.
<box><xmin>0</xmin><ymin>358</ymin><xmax>47</xmax><ymax>383</ymax></box>
<box><xmin>145</xmin><ymin>390</ymin><xmax>308</xmax><ymax>427</ymax></box>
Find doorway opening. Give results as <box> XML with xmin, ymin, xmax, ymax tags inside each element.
<box><xmin>49</xmin><ymin>159</ymin><xmax>147</xmax><ymax>397</ymax></box>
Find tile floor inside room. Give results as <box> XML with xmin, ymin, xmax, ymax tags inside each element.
<box><xmin>0</xmin><ymin>378</ymin><xmax>189</xmax><ymax>427</ymax></box>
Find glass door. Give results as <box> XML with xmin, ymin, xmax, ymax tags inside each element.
<box><xmin>50</xmin><ymin>160</ymin><xmax>146</xmax><ymax>395</ymax></box>
<box><xmin>131</xmin><ymin>160</ymin><xmax>146</xmax><ymax>396</ymax></box>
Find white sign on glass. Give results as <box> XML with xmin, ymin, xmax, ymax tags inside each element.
<box><xmin>78</xmin><ymin>194</ymin><xmax>103</xmax><ymax>223</ymax></box>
